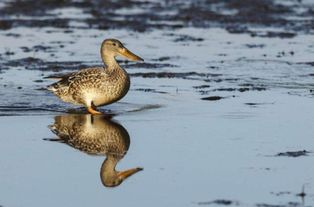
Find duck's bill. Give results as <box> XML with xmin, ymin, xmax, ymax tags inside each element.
<box><xmin>119</xmin><ymin>48</ymin><xmax>144</xmax><ymax>62</ymax></box>
<box><xmin>117</xmin><ymin>167</ymin><xmax>143</xmax><ymax>180</ymax></box>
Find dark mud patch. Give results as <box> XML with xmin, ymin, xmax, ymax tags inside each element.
<box><xmin>0</xmin><ymin>20</ymin><xmax>12</xmax><ymax>30</ymax></box>
<box><xmin>213</xmin><ymin>87</ymin><xmax>267</xmax><ymax>92</ymax></box>
<box><xmin>0</xmin><ymin>19</ymin><xmax>70</xmax><ymax>30</ymax></box>
<box><xmin>276</xmin><ymin>51</ymin><xmax>296</xmax><ymax>58</ymax></box>
<box><xmin>126</xmin><ymin>104</ymin><xmax>163</xmax><ymax>114</ymax></box>
<box><xmin>297</xmin><ymin>62</ymin><xmax>314</xmax><ymax>67</ymax></box>
<box><xmin>196</xmin><ymin>85</ymin><xmax>267</xmax><ymax>95</ymax></box>
<box><xmin>193</xmin><ymin>85</ymin><xmax>211</xmax><ymax>89</ymax></box>
<box><xmin>33</xmin><ymin>79</ymin><xmax>44</xmax><ymax>83</ymax></box>
<box><xmin>126</xmin><ymin>62</ymin><xmax>178</xmax><ymax>69</ymax></box>
<box><xmin>249</xmin><ymin>31</ymin><xmax>297</xmax><ymax>39</ymax></box>
<box><xmin>4</xmin><ymin>33</ymin><xmax>21</xmax><ymax>37</ymax></box>
<box><xmin>245</xmin><ymin>102</ymin><xmax>274</xmax><ymax>106</ymax></box>
<box><xmin>0</xmin><ymin>0</ymin><xmax>313</xmax><ymax>34</ymax></box>
<box><xmin>256</xmin><ymin>202</ymin><xmax>301</xmax><ymax>207</ymax></box>
<box><xmin>151</xmin><ymin>56</ymin><xmax>172</xmax><ymax>62</ymax></box>
<box><xmin>198</xmin><ymin>199</ymin><xmax>239</xmax><ymax>206</ymax></box>
<box><xmin>20</xmin><ymin>45</ymin><xmax>55</xmax><ymax>53</ymax></box>
<box><xmin>245</xmin><ymin>44</ymin><xmax>265</xmax><ymax>48</ymax></box>
<box><xmin>173</xmin><ymin>0</ymin><xmax>314</xmax><ymax>34</ymax></box>
<box><xmin>238</xmin><ymin>87</ymin><xmax>266</xmax><ymax>92</ymax></box>
<box><xmin>3</xmin><ymin>60</ymin><xmax>178</xmax><ymax>72</ymax></box>
<box><xmin>207</xmin><ymin>66</ymin><xmax>219</xmax><ymax>70</ymax></box>
<box><xmin>134</xmin><ymin>88</ymin><xmax>167</xmax><ymax>94</ymax></box>
<box><xmin>296</xmin><ymin>191</ymin><xmax>306</xmax><ymax>199</ymax></box>
<box><xmin>226</xmin><ymin>27</ymin><xmax>297</xmax><ymax>39</ymax></box>
<box><xmin>130</xmin><ymin>72</ymin><xmax>221</xmax><ymax>79</ymax></box>
<box><xmin>0</xmin><ymin>0</ymin><xmax>89</xmax><ymax>16</ymax></box>
<box><xmin>204</xmin><ymin>78</ymin><xmax>240</xmax><ymax>83</ymax></box>
<box><xmin>167</xmin><ymin>33</ymin><xmax>204</xmax><ymax>42</ymax></box>
<box><xmin>2</xmin><ymin>50</ymin><xmax>15</xmax><ymax>57</ymax></box>
<box><xmin>3</xmin><ymin>57</ymin><xmax>95</xmax><ymax>71</ymax></box>
<box><xmin>271</xmin><ymin>191</ymin><xmax>292</xmax><ymax>196</ymax></box>
<box><xmin>201</xmin><ymin>96</ymin><xmax>225</xmax><ymax>101</ymax></box>
<box><xmin>276</xmin><ymin>150</ymin><xmax>311</xmax><ymax>158</ymax></box>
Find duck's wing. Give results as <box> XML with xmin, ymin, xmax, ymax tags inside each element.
<box><xmin>47</xmin><ymin>67</ymin><xmax>106</xmax><ymax>92</ymax></box>
<box><xmin>47</xmin><ymin>72</ymin><xmax>76</xmax><ymax>92</ymax></box>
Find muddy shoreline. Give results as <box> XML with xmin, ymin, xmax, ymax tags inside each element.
<box><xmin>0</xmin><ymin>0</ymin><xmax>313</xmax><ymax>33</ymax></box>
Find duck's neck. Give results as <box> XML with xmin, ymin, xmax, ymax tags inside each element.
<box><xmin>101</xmin><ymin>155</ymin><xmax>121</xmax><ymax>177</ymax></box>
<box><xmin>100</xmin><ymin>155</ymin><xmax>120</xmax><ymax>184</ymax></box>
<box><xmin>101</xmin><ymin>50</ymin><xmax>120</xmax><ymax>70</ymax></box>
<box><xmin>100</xmin><ymin>154</ymin><xmax>142</xmax><ymax>187</ymax></box>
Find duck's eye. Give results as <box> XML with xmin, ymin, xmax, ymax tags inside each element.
<box><xmin>112</xmin><ymin>43</ymin><xmax>116</xmax><ymax>46</ymax></box>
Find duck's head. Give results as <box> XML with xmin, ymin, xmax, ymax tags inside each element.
<box><xmin>101</xmin><ymin>39</ymin><xmax>143</xmax><ymax>63</ymax></box>
<box><xmin>100</xmin><ymin>155</ymin><xmax>143</xmax><ymax>187</ymax></box>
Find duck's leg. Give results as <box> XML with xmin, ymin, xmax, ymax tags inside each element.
<box><xmin>87</xmin><ymin>106</ymin><xmax>102</xmax><ymax>115</ymax></box>
<box><xmin>86</xmin><ymin>101</ymin><xmax>102</xmax><ymax>115</ymax></box>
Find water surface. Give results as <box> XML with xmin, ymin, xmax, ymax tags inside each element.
<box><xmin>0</xmin><ymin>0</ymin><xmax>314</xmax><ymax>206</ymax></box>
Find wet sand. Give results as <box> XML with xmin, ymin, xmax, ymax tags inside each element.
<box><xmin>0</xmin><ymin>0</ymin><xmax>314</xmax><ymax>206</ymax></box>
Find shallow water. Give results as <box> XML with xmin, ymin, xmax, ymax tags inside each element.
<box><xmin>1</xmin><ymin>0</ymin><xmax>314</xmax><ymax>207</ymax></box>
<box><xmin>1</xmin><ymin>90</ymin><xmax>314</xmax><ymax>207</ymax></box>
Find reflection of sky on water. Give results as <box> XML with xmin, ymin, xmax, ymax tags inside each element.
<box><xmin>1</xmin><ymin>87</ymin><xmax>314</xmax><ymax>206</ymax></box>
<box><xmin>46</xmin><ymin>114</ymin><xmax>142</xmax><ymax>188</ymax></box>
<box><xmin>0</xmin><ymin>0</ymin><xmax>314</xmax><ymax>206</ymax></box>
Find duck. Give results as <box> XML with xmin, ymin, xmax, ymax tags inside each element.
<box><xmin>46</xmin><ymin>114</ymin><xmax>143</xmax><ymax>187</ymax></box>
<box><xmin>47</xmin><ymin>39</ymin><xmax>143</xmax><ymax>115</ymax></box>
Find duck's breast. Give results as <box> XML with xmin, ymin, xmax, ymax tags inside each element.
<box><xmin>92</xmin><ymin>70</ymin><xmax>130</xmax><ymax>106</ymax></box>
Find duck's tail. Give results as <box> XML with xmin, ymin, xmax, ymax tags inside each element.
<box><xmin>47</xmin><ymin>83</ymin><xmax>58</xmax><ymax>92</ymax></box>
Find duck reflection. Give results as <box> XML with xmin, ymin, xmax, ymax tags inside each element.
<box><xmin>47</xmin><ymin>114</ymin><xmax>143</xmax><ymax>187</ymax></box>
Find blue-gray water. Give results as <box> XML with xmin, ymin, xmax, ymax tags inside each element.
<box><xmin>1</xmin><ymin>0</ymin><xmax>314</xmax><ymax>206</ymax></box>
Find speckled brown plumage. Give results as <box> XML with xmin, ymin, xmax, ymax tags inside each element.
<box><xmin>47</xmin><ymin>39</ymin><xmax>143</xmax><ymax>114</ymax></box>
<box><xmin>48</xmin><ymin>66</ymin><xmax>130</xmax><ymax>107</ymax></box>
